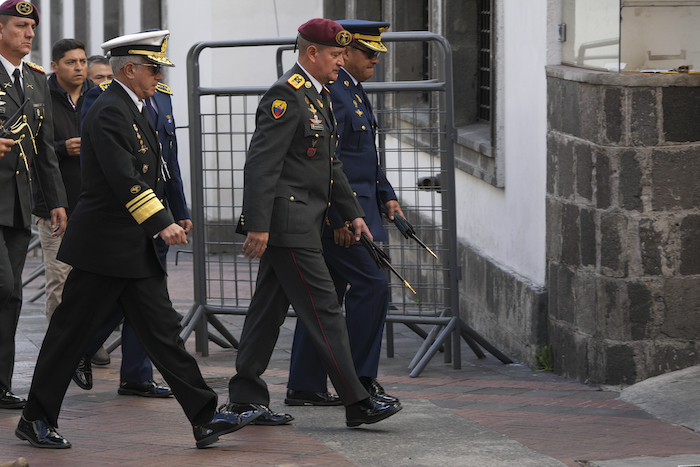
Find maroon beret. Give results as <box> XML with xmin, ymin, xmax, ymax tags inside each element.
<box><xmin>298</xmin><ymin>18</ymin><xmax>353</xmax><ymax>48</ymax></box>
<box><xmin>0</xmin><ymin>1</ymin><xmax>39</xmax><ymax>25</ymax></box>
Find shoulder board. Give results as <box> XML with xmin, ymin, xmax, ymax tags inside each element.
<box><xmin>99</xmin><ymin>80</ymin><xmax>112</xmax><ymax>91</ymax></box>
<box><xmin>287</xmin><ymin>74</ymin><xmax>305</xmax><ymax>90</ymax></box>
<box><xmin>25</xmin><ymin>61</ymin><xmax>45</xmax><ymax>74</ymax></box>
<box><xmin>156</xmin><ymin>82</ymin><xmax>172</xmax><ymax>95</ymax></box>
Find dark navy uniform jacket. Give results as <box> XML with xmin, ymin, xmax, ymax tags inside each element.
<box><xmin>325</xmin><ymin>68</ymin><xmax>396</xmax><ymax>242</ymax></box>
<box><xmin>60</xmin><ymin>81</ymin><xmax>173</xmax><ymax>278</ymax></box>
<box><xmin>81</xmin><ymin>81</ymin><xmax>189</xmax><ymax>224</ymax></box>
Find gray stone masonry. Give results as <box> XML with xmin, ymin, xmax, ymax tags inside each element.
<box><xmin>546</xmin><ymin>66</ymin><xmax>700</xmax><ymax>385</ymax></box>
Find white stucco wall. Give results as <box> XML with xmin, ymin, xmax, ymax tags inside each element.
<box><xmin>454</xmin><ymin>0</ymin><xmax>554</xmax><ymax>287</ymax></box>
<box><xmin>165</xmin><ymin>0</ymin><xmax>323</xmax><ymax>207</ymax></box>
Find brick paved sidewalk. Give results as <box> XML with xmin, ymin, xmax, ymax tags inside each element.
<box><xmin>1</xmin><ymin>250</ymin><xmax>699</xmax><ymax>466</ymax></box>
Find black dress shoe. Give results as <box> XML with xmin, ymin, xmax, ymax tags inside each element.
<box><xmin>118</xmin><ymin>380</ymin><xmax>172</xmax><ymax>398</ymax></box>
<box><xmin>15</xmin><ymin>416</ymin><xmax>71</xmax><ymax>449</ymax></box>
<box><xmin>71</xmin><ymin>355</ymin><xmax>92</xmax><ymax>390</ymax></box>
<box><xmin>0</xmin><ymin>389</ymin><xmax>26</xmax><ymax>409</ymax></box>
<box><xmin>229</xmin><ymin>403</ymin><xmax>294</xmax><ymax>425</ymax></box>
<box><xmin>284</xmin><ymin>389</ymin><xmax>343</xmax><ymax>406</ymax></box>
<box><xmin>193</xmin><ymin>405</ymin><xmax>261</xmax><ymax>448</ymax></box>
<box><xmin>360</xmin><ymin>377</ymin><xmax>400</xmax><ymax>405</ymax></box>
<box><xmin>346</xmin><ymin>397</ymin><xmax>402</xmax><ymax>427</ymax></box>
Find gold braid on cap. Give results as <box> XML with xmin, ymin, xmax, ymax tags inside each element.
<box><xmin>127</xmin><ymin>36</ymin><xmax>174</xmax><ymax>66</ymax></box>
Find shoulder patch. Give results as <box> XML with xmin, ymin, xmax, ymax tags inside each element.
<box><xmin>156</xmin><ymin>82</ymin><xmax>172</xmax><ymax>95</ymax></box>
<box><xmin>271</xmin><ymin>100</ymin><xmax>287</xmax><ymax>119</ymax></box>
<box><xmin>287</xmin><ymin>74</ymin><xmax>305</xmax><ymax>90</ymax></box>
<box><xmin>25</xmin><ymin>61</ymin><xmax>45</xmax><ymax>74</ymax></box>
<box><xmin>99</xmin><ymin>80</ymin><xmax>112</xmax><ymax>91</ymax></box>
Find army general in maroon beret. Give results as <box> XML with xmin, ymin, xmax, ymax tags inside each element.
<box><xmin>226</xmin><ymin>16</ymin><xmax>402</xmax><ymax>430</ymax></box>
<box><xmin>0</xmin><ymin>0</ymin><xmax>39</xmax><ymax>25</ymax></box>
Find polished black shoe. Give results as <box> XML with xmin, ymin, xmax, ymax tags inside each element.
<box><xmin>118</xmin><ymin>380</ymin><xmax>172</xmax><ymax>398</ymax></box>
<box><xmin>229</xmin><ymin>403</ymin><xmax>294</xmax><ymax>425</ymax></box>
<box><xmin>193</xmin><ymin>405</ymin><xmax>261</xmax><ymax>448</ymax></box>
<box><xmin>15</xmin><ymin>416</ymin><xmax>71</xmax><ymax>449</ymax></box>
<box><xmin>360</xmin><ymin>377</ymin><xmax>400</xmax><ymax>405</ymax></box>
<box><xmin>346</xmin><ymin>397</ymin><xmax>402</xmax><ymax>427</ymax></box>
<box><xmin>0</xmin><ymin>389</ymin><xmax>26</xmax><ymax>409</ymax></box>
<box><xmin>71</xmin><ymin>355</ymin><xmax>92</xmax><ymax>390</ymax></box>
<box><xmin>91</xmin><ymin>346</ymin><xmax>111</xmax><ymax>366</ymax></box>
<box><xmin>284</xmin><ymin>389</ymin><xmax>343</xmax><ymax>406</ymax></box>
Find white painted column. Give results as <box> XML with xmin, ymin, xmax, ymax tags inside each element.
<box><xmin>89</xmin><ymin>0</ymin><xmax>105</xmax><ymax>55</ymax></box>
<box><xmin>63</xmin><ymin>0</ymin><xmax>75</xmax><ymax>40</ymax></box>
<box><xmin>39</xmin><ymin>0</ymin><xmax>52</xmax><ymax>69</ymax></box>
<box><xmin>123</xmin><ymin>0</ymin><xmax>141</xmax><ymax>34</ymax></box>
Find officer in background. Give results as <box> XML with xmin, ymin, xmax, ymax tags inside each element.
<box><xmin>286</xmin><ymin>20</ymin><xmax>401</xmax><ymax>407</ymax></box>
<box><xmin>86</xmin><ymin>54</ymin><xmax>113</xmax><ymax>83</ymax></box>
<box><xmin>0</xmin><ymin>0</ymin><xmax>67</xmax><ymax>410</ymax></box>
<box><xmin>227</xmin><ymin>18</ymin><xmax>401</xmax><ymax>428</ymax></box>
<box><xmin>17</xmin><ymin>30</ymin><xmax>259</xmax><ymax>449</ymax></box>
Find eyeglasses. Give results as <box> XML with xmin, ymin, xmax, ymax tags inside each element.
<box><xmin>133</xmin><ymin>63</ymin><xmax>162</xmax><ymax>75</ymax></box>
<box><xmin>350</xmin><ymin>45</ymin><xmax>379</xmax><ymax>60</ymax></box>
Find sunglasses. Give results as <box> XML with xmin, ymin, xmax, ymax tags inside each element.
<box><xmin>350</xmin><ymin>45</ymin><xmax>379</xmax><ymax>59</ymax></box>
<box><xmin>134</xmin><ymin>63</ymin><xmax>162</xmax><ymax>75</ymax></box>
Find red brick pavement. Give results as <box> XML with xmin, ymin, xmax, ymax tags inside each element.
<box><xmin>3</xmin><ymin>253</ymin><xmax>700</xmax><ymax>466</ymax></box>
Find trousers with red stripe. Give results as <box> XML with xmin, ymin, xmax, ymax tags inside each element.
<box><xmin>228</xmin><ymin>246</ymin><xmax>369</xmax><ymax>406</ymax></box>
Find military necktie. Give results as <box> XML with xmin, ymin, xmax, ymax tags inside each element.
<box><xmin>12</xmin><ymin>68</ymin><xmax>23</xmax><ymax>103</ymax></box>
<box><xmin>322</xmin><ymin>89</ymin><xmax>333</xmax><ymax>131</ymax></box>
<box><xmin>144</xmin><ymin>97</ymin><xmax>158</xmax><ymax>126</ymax></box>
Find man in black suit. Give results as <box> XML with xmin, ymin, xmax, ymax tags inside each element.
<box><xmin>227</xmin><ymin>18</ymin><xmax>401</xmax><ymax>428</ymax></box>
<box><xmin>16</xmin><ymin>29</ymin><xmax>259</xmax><ymax>449</ymax></box>
<box><xmin>0</xmin><ymin>0</ymin><xmax>67</xmax><ymax>410</ymax></box>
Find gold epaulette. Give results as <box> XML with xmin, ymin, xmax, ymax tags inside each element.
<box><xmin>156</xmin><ymin>82</ymin><xmax>172</xmax><ymax>95</ymax></box>
<box><xmin>287</xmin><ymin>74</ymin><xmax>305</xmax><ymax>90</ymax></box>
<box><xmin>25</xmin><ymin>61</ymin><xmax>44</xmax><ymax>74</ymax></box>
<box><xmin>99</xmin><ymin>80</ymin><xmax>113</xmax><ymax>91</ymax></box>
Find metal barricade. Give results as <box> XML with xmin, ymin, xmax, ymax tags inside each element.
<box><xmin>183</xmin><ymin>32</ymin><xmax>510</xmax><ymax>376</ymax></box>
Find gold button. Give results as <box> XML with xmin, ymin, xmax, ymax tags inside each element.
<box><xmin>315</xmin><ymin>134</ymin><xmax>319</xmax><ymax>138</ymax></box>
<box><xmin>377</xmin><ymin>180</ymin><xmax>380</xmax><ymax>184</ymax></box>
<box><xmin>15</xmin><ymin>170</ymin><xmax>19</xmax><ymax>175</ymax></box>
<box><xmin>362</xmin><ymin>125</ymin><xmax>366</xmax><ymax>130</ymax></box>
<box><xmin>331</xmin><ymin>157</ymin><xmax>334</xmax><ymax>161</ymax></box>
<box><xmin>328</xmin><ymin>202</ymin><xmax>331</xmax><ymax>207</ymax></box>
<box><xmin>331</xmin><ymin>179</ymin><xmax>334</xmax><ymax>184</ymax></box>
<box><xmin>331</xmin><ymin>135</ymin><xmax>334</xmax><ymax>138</ymax></box>
<box><xmin>290</xmin><ymin>196</ymin><xmax>295</xmax><ymax>201</ymax></box>
<box><xmin>353</xmin><ymin>191</ymin><xmax>357</xmax><ymax>196</ymax></box>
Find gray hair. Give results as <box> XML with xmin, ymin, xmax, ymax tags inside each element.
<box><xmin>109</xmin><ymin>55</ymin><xmax>140</xmax><ymax>74</ymax></box>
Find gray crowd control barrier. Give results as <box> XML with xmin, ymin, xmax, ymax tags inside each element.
<box><xmin>183</xmin><ymin>32</ymin><xmax>511</xmax><ymax>376</ymax></box>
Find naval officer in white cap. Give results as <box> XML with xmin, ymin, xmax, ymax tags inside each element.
<box><xmin>16</xmin><ymin>29</ymin><xmax>261</xmax><ymax>450</ymax></box>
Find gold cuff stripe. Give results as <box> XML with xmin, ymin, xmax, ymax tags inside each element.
<box><xmin>126</xmin><ymin>189</ymin><xmax>155</xmax><ymax>210</ymax></box>
<box><xmin>130</xmin><ymin>196</ymin><xmax>165</xmax><ymax>225</ymax></box>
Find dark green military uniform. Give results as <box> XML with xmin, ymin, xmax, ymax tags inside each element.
<box><xmin>229</xmin><ymin>64</ymin><xmax>371</xmax><ymax>406</ymax></box>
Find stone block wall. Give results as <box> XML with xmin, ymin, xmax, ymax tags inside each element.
<box><xmin>546</xmin><ymin>66</ymin><xmax>700</xmax><ymax>385</ymax></box>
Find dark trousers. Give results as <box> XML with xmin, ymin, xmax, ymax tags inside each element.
<box><xmin>86</xmin><ymin>236</ymin><xmax>170</xmax><ymax>382</ymax></box>
<box><xmin>228</xmin><ymin>246</ymin><xmax>369</xmax><ymax>407</ymax></box>
<box><xmin>0</xmin><ymin>225</ymin><xmax>31</xmax><ymax>391</ymax></box>
<box><xmin>288</xmin><ymin>239</ymin><xmax>388</xmax><ymax>392</ymax></box>
<box><xmin>23</xmin><ymin>268</ymin><xmax>217</xmax><ymax>428</ymax></box>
